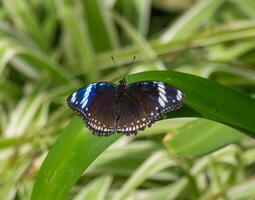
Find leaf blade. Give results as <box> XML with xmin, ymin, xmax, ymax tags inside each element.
<box><xmin>163</xmin><ymin>119</ymin><xmax>245</xmax><ymax>157</ymax></box>
<box><xmin>31</xmin><ymin>117</ymin><xmax>120</xmax><ymax>200</ymax></box>
<box><xmin>32</xmin><ymin>70</ymin><xmax>255</xmax><ymax>200</ymax></box>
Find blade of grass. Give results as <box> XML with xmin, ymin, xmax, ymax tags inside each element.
<box><xmin>0</xmin><ymin>80</ymin><xmax>22</xmax><ymax>101</ymax></box>
<box><xmin>20</xmin><ymin>51</ymin><xmax>75</xmax><ymax>84</ymax></box>
<box><xmin>203</xmin><ymin>176</ymin><xmax>255</xmax><ymax>200</ymax></box>
<box><xmin>0</xmin><ymin>157</ymin><xmax>32</xmax><ymax>200</ymax></box>
<box><xmin>231</xmin><ymin>0</ymin><xmax>255</xmax><ymax>18</ymax></box>
<box><xmin>98</xmin><ymin>20</ymin><xmax>255</xmax><ymax>69</ymax></box>
<box><xmin>144</xmin><ymin>178</ymin><xmax>188</xmax><ymax>200</ymax></box>
<box><xmin>31</xmin><ymin>117</ymin><xmax>120</xmax><ymax>200</ymax></box>
<box><xmin>73</xmin><ymin>176</ymin><xmax>112</xmax><ymax>200</ymax></box>
<box><xmin>113</xmin><ymin>11</ymin><xmax>157</xmax><ymax>61</ymax></box>
<box><xmin>206</xmin><ymin>40</ymin><xmax>255</xmax><ymax>61</ymax></box>
<box><xmin>112</xmin><ymin>151</ymin><xmax>174</xmax><ymax>200</ymax></box>
<box><xmin>160</xmin><ymin>0</ymin><xmax>225</xmax><ymax>42</ymax></box>
<box><xmin>202</xmin><ymin>65</ymin><xmax>255</xmax><ymax>83</ymax></box>
<box><xmin>0</xmin><ymin>40</ymin><xmax>24</xmax><ymax>76</ymax></box>
<box><xmin>3</xmin><ymin>0</ymin><xmax>48</xmax><ymax>51</ymax></box>
<box><xmin>163</xmin><ymin>119</ymin><xmax>245</xmax><ymax>157</ymax></box>
<box><xmin>56</xmin><ymin>1</ymin><xmax>98</xmax><ymax>81</ymax></box>
<box><xmin>111</xmin><ymin>11</ymin><xmax>165</xmax><ymax>70</ymax></box>
<box><xmin>83</xmin><ymin>0</ymin><xmax>118</xmax><ymax>51</ymax></box>
<box><xmin>87</xmin><ymin>140</ymin><xmax>161</xmax><ymax>178</ymax></box>
<box><xmin>0</xmin><ymin>22</ymin><xmax>39</xmax><ymax>49</ymax></box>
<box><xmin>10</xmin><ymin>57</ymin><xmax>40</xmax><ymax>80</ymax></box>
<box><xmin>138</xmin><ymin>118</ymin><xmax>195</xmax><ymax>136</ymax></box>
<box><xmin>116</xmin><ymin>0</ymin><xmax>151</xmax><ymax>36</ymax></box>
<box><xmin>4</xmin><ymin>88</ymin><xmax>45</xmax><ymax>137</ymax></box>
<box><xmin>0</xmin><ymin>41</ymin><xmax>74</xmax><ymax>84</ymax></box>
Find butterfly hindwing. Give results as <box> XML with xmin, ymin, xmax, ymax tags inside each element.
<box><xmin>117</xmin><ymin>93</ymin><xmax>149</xmax><ymax>135</ymax></box>
<box><xmin>67</xmin><ymin>82</ymin><xmax>117</xmax><ymax>136</ymax></box>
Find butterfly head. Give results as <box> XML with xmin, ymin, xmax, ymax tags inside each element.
<box><xmin>119</xmin><ymin>79</ymin><xmax>126</xmax><ymax>87</ymax></box>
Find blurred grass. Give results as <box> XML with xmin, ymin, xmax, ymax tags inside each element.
<box><xmin>0</xmin><ymin>0</ymin><xmax>255</xmax><ymax>200</ymax></box>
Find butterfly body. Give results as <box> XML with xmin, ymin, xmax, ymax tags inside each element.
<box><xmin>113</xmin><ymin>80</ymin><xmax>126</xmax><ymax>120</ymax></box>
<box><xmin>67</xmin><ymin>80</ymin><xmax>185</xmax><ymax>136</ymax></box>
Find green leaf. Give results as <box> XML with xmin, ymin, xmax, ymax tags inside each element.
<box><xmin>112</xmin><ymin>151</ymin><xmax>174</xmax><ymax>200</ymax></box>
<box><xmin>4</xmin><ymin>86</ymin><xmax>45</xmax><ymax>137</ymax></box>
<box><xmin>163</xmin><ymin>119</ymin><xmax>245</xmax><ymax>157</ymax></box>
<box><xmin>204</xmin><ymin>177</ymin><xmax>255</xmax><ymax>200</ymax></box>
<box><xmin>116</xmin><ymin>0</ymin><xmax>151</xmax><ymax>37</ymax></box>
<box><xmin>160</xmin><ymin>0</ymin><xmax>225</xmax><ymax>42</ymax></box>
<box><xmin>231</xmin><ymin>0</ymin><xmax>255</xmax><ymax>18</ymax></box>
<box><xmin>113</xmin><ymin>12</ymin><xmax>157</xmax><ymax>60</ymax></box>
<box><xmin>73</xmin><ymin>176</ymin><xmax>112</xmax><ymax>200</ymax></box>
<box><xmin>83</xmin><ymin>0</ymin><xmax>118</xmax><ymax>52</ymax></box>
<box><xmin>142</xmin><ymin>178</ymin><xmax>188</xmax><ymax>200</ymax></box>
<box><xmin>31</xmin><ymin>117</ymin><xmax>120</xmax><ymax>200</ymax></box>
<box><xmin>56</xmin><ymin>1</ymin><xmax>98</xmax><ymax>81</ymax></box>
<box><xmin>32</xmin><ymin>71</ymin><xmax>255</xmax><ymax>200</ymax></box>
<box><xmin>20</xmin><ymin>51</ymin><xmax>74</xmax><ymax>84</ymax></box>
<box><xmin>3</xmin><ymin>0</ymin><xmax>48</xmax><ymax>51</ymax></box>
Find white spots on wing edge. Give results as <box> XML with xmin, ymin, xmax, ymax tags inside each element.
<box><xmin>176</xmin><ymin>90</ymin><xmax>183</xmax><ymax>101</ymax></box>
<box><xmin>71</xmin><ymin>92</ymin><xmax>77</xmax><ymax>103</ymax></box>
<box><xmin>88</xmin><ymin>121</ymin><xmax>114</xmax><ymax>132</ymax></box>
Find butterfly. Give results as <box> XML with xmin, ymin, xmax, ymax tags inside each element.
<box><xmin>67</xmin><ymin>79</ymin><xmax>185</xmax><ymax>136</ymax></box>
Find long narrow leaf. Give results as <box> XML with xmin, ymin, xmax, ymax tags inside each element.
<box><xmin>32</xmin><ymin>71</ymin><xmax>255</xmax><ymax>200</ymax></box>
<box><xmin>31</xmin><ymin>118</ymin><xmax>120</xmax><ymax>200</ymax></box>
<box><xmin>163</xmin><ymin>119</ymin><xmax>245</xmax><ymax>157</ymax></box>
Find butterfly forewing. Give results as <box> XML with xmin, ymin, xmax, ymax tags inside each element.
<box><xmin>128</xmin><ymin>81</ymin><xmax>184</xmax><ymax>113</ymax></box>
<box><xmin>67</xmin><ymin>82</ymin><xmax>117</xmax><ymax>136</ymax></box>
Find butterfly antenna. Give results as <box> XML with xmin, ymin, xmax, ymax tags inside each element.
<box><xmin>111</xmin><ymin>56</ymin><xmax>136</xmax><ymax>82</ymax></box>
<box><xmin>111</xmin><ymin>56</ymin><xmax>117</xmax><ymax>66</ymax></box>
<box><xmin>123</xmin><ymin>56</ymin><xmax>136</xmax><ymax>81</ymax></box>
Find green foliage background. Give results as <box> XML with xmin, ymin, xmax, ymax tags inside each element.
<box><xmin>0</xmin><ymin>0</ymin><xmax>255</xmax><ymax>199</ymax></box>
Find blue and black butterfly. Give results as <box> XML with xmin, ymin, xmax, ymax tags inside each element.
<box><xmin>67</xmin><ymin>79</ymin><xmax>185</xmax><ymax>136</ymax></box>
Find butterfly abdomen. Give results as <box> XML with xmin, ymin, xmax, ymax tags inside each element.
<box><xmin>113</xmin><ymin>82</ymin><xmax>127</xmax><ymax>119</ymax></box>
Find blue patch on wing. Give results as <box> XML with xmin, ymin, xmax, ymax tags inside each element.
<box><xmin>68</xmin><ymin>83</ymin><xmax>96</xmax><ymax>111</ymax></box>
<box><xmin>67</xmin><ymin>82</ymin><xmax>117</xmax><ymax>119</ymax></box>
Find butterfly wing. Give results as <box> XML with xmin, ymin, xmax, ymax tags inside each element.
<box><xmin>116</xmin><ymin>93</ymin><xmax>149</xmax><ymax>135</ymax></box>
<box><xmin>117</xmin><ymin>81</ymin><xmax>185</xmax><ymax>135</ymax></box>
<box><xmin>67</xmin><ymin>82</ymin><xmax>118</xmax><ymax>136</ymax></box>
